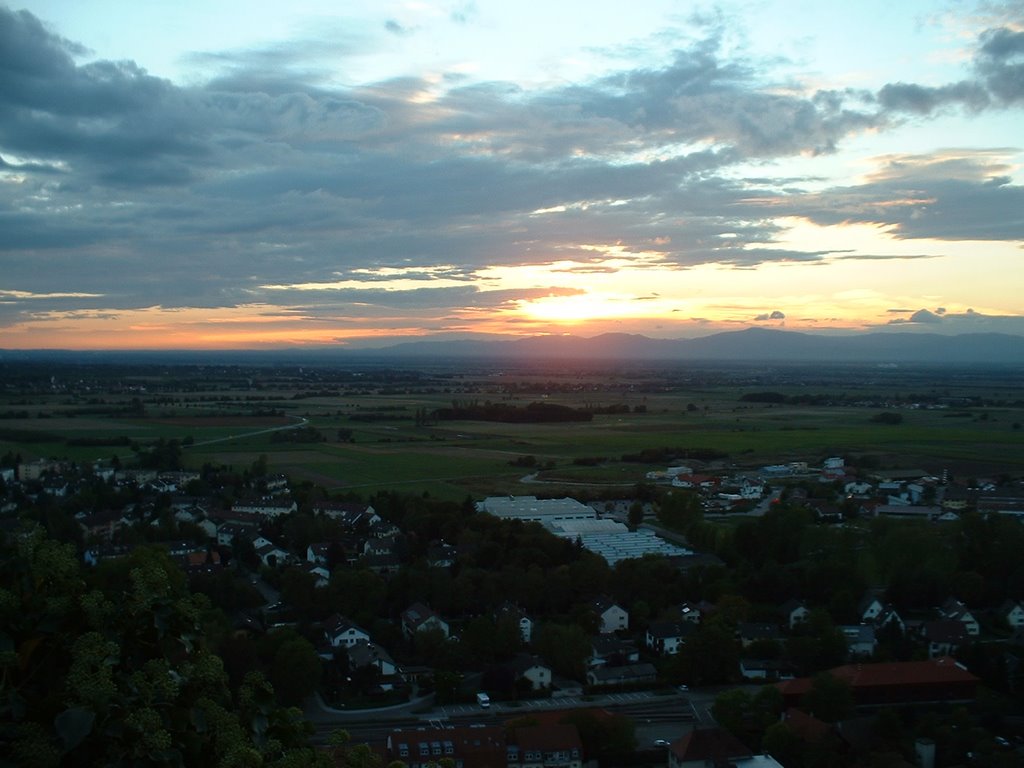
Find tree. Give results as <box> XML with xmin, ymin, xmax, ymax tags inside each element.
<box><xmin>712</xmin><ymin>686</ymin><xmax>782</xmax><ymax>748</ymax></box>
<box><xmin>657</xmin><ymin>490</ymin><xmax>702</xmax><ymax>533</ymax></box>
<box><xmin>871</xmin><ymin>411</ymin><xmax>903</xmax><ymax>425</ymax></box>
<box><xmin>676</xmin><ymin>620</ymin><xmax>738</xmax><ymax>685</ymax></box>
<box><xmin>801</xmin><ymin>673</ymin><xmax>855</xmax><ymax>723</ymax></box>
<box><xmin>620</xmin><ymin>502</ymin><xmax>641</xmax><ymax>532</ymax></box>
<box><xmin>712</xmin><ymin>689</ymin><xmax>753</xmax><ymax>738</ymax></box>
<box><xmin>534</xmin><ymin>623</ymin><xmax>590</xmax><ymax>681</ymax></box>
<box><xmin>559</xmin><ymin>710</ymin><xmax>635</xmax><ymax>765</ymax></box>
<box><xmin>270</xmin><ymin>635</ymin><xmax>323</xmax><ymax>706</ymax></box>
<box><xmin>761</xmin><ymin>722</ymin><xmax>801</xmax><ymax>766</ymax></box>
<box><xmin>0</xmin><ymin>525</ymin><xmax>328</xmax><ymax>767</ymax></box>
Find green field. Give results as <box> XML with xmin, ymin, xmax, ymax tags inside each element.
<box><xmin>3</xmin><ymin>364</ymin><xmax>1022</xmax><ymax>500</ymax></box>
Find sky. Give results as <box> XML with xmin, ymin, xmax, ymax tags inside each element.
<box><xmin>1</xmin><ymin>1</ymin><xmax>1022</xmax><ymax>350</ymax></box>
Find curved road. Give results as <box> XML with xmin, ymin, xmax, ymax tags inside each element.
<box><xmin>183</xmin><ymin>414</ymin><xmax>309</xmax><ymax>448</ymax></box>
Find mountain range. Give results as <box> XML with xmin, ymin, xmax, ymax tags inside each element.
<box><xmin>369</xmin><ymin>328</ymin><xmax>1024</xmax><ymax>365</ymax></box>
<box><xmin>3</xmin><ymin>328</ymin><xmax>1024</xmax><ymax>365</ymax></box>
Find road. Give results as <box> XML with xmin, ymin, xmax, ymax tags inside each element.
<box><xmin>305</xmin><ymin>688</ymin><xmax>715</xmax><ymax>746</ymax></box>
<box><xmin>183</xmin><ymin>415</ymin><xmax>309</xmax><ymax>448</ymax></box>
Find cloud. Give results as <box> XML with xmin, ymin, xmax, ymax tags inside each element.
<box><xmin>450</xmin><ymin>3</ymin><xmax>479</xmax><ymax>25</ymax></box>
<box><xmin>976</xmin><ymin>27</ymin><xmax>1024</xmax><ymax>105</ymax></box>
<box><xmin>384</xmin><ymin>20</ymin><xmax>415</xmax><ymax>36</ymax></box>
<box><xmin>0</xmin><ymin>6</ymin><xmax>1021</xmax><ymax>339</ymax></box>
<box><xmin>755</xmin><ymin>149</ymin><xmax>1024</xmax><ymax>241</ymax></box>
<box><xmin>877</xmin><ymin>81</ymin><xmax>989</xmax><ymax>114</ymax></box>
<box><xmin>875</xmin><ymin>308</ymin><xmax>1024</xmax><ymax>335</ymax></box>
<box><xmin>754</xmin><ymin>310</ymin><xmax>786</xmax><ymax>321</ymax></box>
<box><xmin>888</xmin><ymin>308</ymin><xmax>943</xmax><ymax>325</ymax></box>
<box><xmin>874</xmin><ymin>25</ymin><xmax>1024</xmax><ymax>116</ymax></box>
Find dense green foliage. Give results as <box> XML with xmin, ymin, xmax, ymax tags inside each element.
<box><xmin>434</xmin><ymin>401</ymin><xmax>593</xmax><ymax>423</ymax></box>
<box><xmin>0</xmin><ymin>527</ymin><xmax>328</xmax><ymax>768</ymax></box>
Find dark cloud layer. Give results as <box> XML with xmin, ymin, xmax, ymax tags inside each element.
<box><xmin>0</xmin><ymin>6</ymin><xmax>1021</xmax><ymax>329</ymax></box>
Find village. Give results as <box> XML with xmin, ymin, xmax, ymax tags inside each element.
<box><xmin>4</xmin><ymin>445</ymin><xmax>1024</xmax><ymax>766</ymax></box>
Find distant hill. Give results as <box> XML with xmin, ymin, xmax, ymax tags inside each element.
<box><xmin>3</xmin><ymin>328</ymin><xmax>1023</xmax><ymax>365</ymax></box>
<box><xmin>368</xmin><ymin>328</ymin><xmax>1024</xmax><ymax>365</ymax></box>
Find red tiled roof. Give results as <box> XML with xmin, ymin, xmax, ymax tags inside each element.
<box><xmin>778</xmin><ymin>656</ymin><xmax>978</xmax><ymax>700</ymax></box>
<box><xmin>511</xmin><ymin>724</ymin><xmax>582</xmax><ymax>752</ymax></box>
<box><xmin>669</xmin><ymin>727</ymin><xmax>751</xmax><ymax>762</ymax></box>
<box><xmin>784</xmin><ymin>708</ymin><xmax>830</xmax><ymax>742</ymax></box>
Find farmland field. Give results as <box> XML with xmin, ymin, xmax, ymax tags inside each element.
<box><xmin>2</xmin><ymin>359</ymin><xmax>1022</xmax><ymax>499</ymax></box>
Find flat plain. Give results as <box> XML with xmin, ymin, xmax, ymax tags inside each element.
<box><xmin>2</xmin><ymin>360</ymin><xmax>1022</xmax><ymax>498</ymax></box>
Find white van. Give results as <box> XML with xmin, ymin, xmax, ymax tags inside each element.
<box><xmin>475</xmin><ymin>692</ymin><xmax>490</xmax><ymax>708</ymax></box>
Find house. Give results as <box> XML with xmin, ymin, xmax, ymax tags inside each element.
<box><xmin>231</xmin><ymin>496</ymin><xmax>297</xmax><ymax>519</ymax></box>
<box><xmin>668</xmin><ymin>727</ymin><xmax>753</xmax><ymax>768</ymax></box>
<box><xmin>301</xmin><ymin>562</ymin><xmax>330</xmax><ymax>588</ymax></box>
<box><xmin>497</xmin><ymin>603</ymin><xmax>534</xmax><ymax>644</ymax></box>
<box><xmin>83</xmin><ymin>543</ymin><xmax>130</xmax><ymax>566</ymax></box>
<box><xmin>18</xmin><ymin>459</ymin><xmax>65</xmax><ymax>482</ymax></box>
<box><xmin>679</xmin><ymin>600</ymin><xmax>713</xmax><ymax>624</ymax></box>
<box><xmin>348</xmin><ymin>640</ymin><xmax>399</xmax><ymax>677</ymax></box>
<box><xmin>181</xmin><ymin>548</ymin><xmax>222</xmax><ymax>575</ymax></box>
<box><xmin>313</xmin><ymin>501</ymin><xmax>379</xmax><ymax>531</ymax></box>
<box><xmin>361</xmin><ymin>552</ymin><xmax>403</xmax><ymax>576</ymax></box>
<box><xmin>872</xmin><ymin>504</ymin><xmax>944</xmax><ymax>521</ymax></box>
<box><xmin>509</xmin><ymin>655</ymin><xmax>552</xmax><ymax>692</ymax></box>
<box><xmin>919</xmin><ymin>620</ymin><xmax>969</xmax><ymax>659</ymax></box>
<box><xmin>368</xmin><ymin>518</ymin><xmax>401</xmax><ymax>539</ymax></box>
<box><xmin>999</xmin><ymin>599</ymin><xmax>1024</xmax><ymax>629</ymax></box>
<box><xmin>41</xmin><ymin>478</ymin><xmax>69</xmax><ymax>497</ymax></box>
<box><xmin>589</xmin><ymin>636</ymin><xmax>640</xmax><ymax>669</ymax></box>
<box><xmin>508</xmin><ymin>724</ymin><xmax>583</xmax><ymax>768</ymax></box>
<box><xmin>840</xmin><ymin>625</ymin><xmax>878</xmax><ymax>659</ymax></box>
<box><xmin>323</xmin><ymin>614</ymin><xmax>371</xmax><ymax>648</ymax></box>
<box><xmin>938</xmin><ymin>597</ymin><xmax>980</xmax><ymax>636</ymax></box>
<box><xmin>737</xmin><ymin>622</ymin><xmax>783</xmax><ymax>648</ymax></box>
<box><xmin>263</xmin><ymin>473</ymin><xmax>289</xmax><ymax>492</ymax></box>
<box><xmin>781</xmin><ymin>708</ymin><xmax>833</xmax><ymax>747</ymax></box>
<box><xmin>401</xmin><ymin>602</ymin><xmax>450</xmax><ymax>639</ymax></box>
<box><xmin>672</xmin><ymin>473</ymin><xmax>718</xmax><ymax>490</ymax></box>
<box><xmin>844</xmin><ymin>480</ymin><xmax>874</xmax><ymax>496</ymax></box>
<box><xmin>427</xmin><ymin>542</ymin><xmax>457</xmax><ymax>569</ymax></box>
<box><xmin>859</xmin><ymin>590</ymin><xmax>893</xmax><ymax>624</ymax></box>
<box><xmin>586</xmin><ymin>662</ymin><xmax>657</xmax><ymax>687</ymax></box>
<box><xmin>253</xmin><ymin>539</ymin><xmax>290</xmax><ymax>568</ymax></box>
<box><xmin>806</xmin><ymin>499</ymin><xmax>843</xmax><ymax>522</ymax></box>
<box><xmin>645</xmin><ymin>621</ymin><xmax>695</xmax><ymax>655</ymax></box>
<box><xmin>780</xmin><ymin>599</ymin><xmax>811</xmax><ymax>629</ymax></box>
<box><xmin>307</xmin><ymin>542</ymin><xmax>331</xmax><ymax>565</ymax></box>
<box><xmin>212</xmin><ymin>508</ymin><xmax>262</xmax><ymax>528</ymax></box>
<box><xmin>872</xmin><ymin>605</ymin><xmax>905</xmax><ymax>633</ymax></box>
<box><xmin>77</xmin><ymin>509</ymin><xmax>126</xmax><ymax>541</ymax></box>
<box><xmin>364</xmin><ymin>535</ymin><xmax>400</xmax><ymax>557</ymax></box>
<box><xmin>739</xmin><ymin>658</ymin><xmax>797</xmax><ymax>681</ymax></box>
<box><xmin>386</xmin><ymin>725</ymin><xmax>505</xmax><ymax>768</ymax></box>
<box><xmin>114</xmin><ymin>468</ymin><xmax>156</xmax><ymax>487</ymax></box>
<box><xmin>591</xmin><ymin>597</ymin><xmax>628</xmax><ymax>634</ymax></box>
<box><xmin>217</xmin><ymin>521</ymin><xmax>258</xmax><ymax>547</ymax></box>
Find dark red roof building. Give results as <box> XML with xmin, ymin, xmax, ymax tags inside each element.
<box><xmin>777</xmin><ymin>656</ymin><xmax>978</xmax><ymax>708</ymax></box>
<box><xmin>668</xmin><ymin>727</ymin><xmax>752</xmax><ymax>767</ymax></box>
<box><xmin>386</xmin><ymin>725</ymin><xmax>505</xmax><ymax>768</ymax></box>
